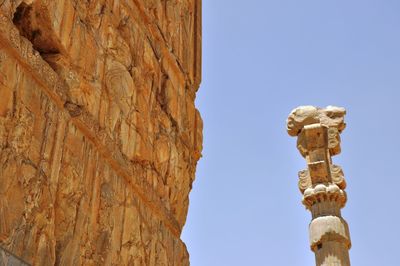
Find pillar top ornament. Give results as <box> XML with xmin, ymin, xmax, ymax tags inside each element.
<box><xmin>286</xmin><ymin>105</ymin><xmax>346</xmax><ymax>137</ymax></box>
<box><xmin>286</xmin><ymin>105</ymin><xmax>351</xmax><ymax>265</ymax></box>
<box><xmin>286</xmin><ymin>106</ymin><xmax>347</xmax><ymax>158</ymax></box>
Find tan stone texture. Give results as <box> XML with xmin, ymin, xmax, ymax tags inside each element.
<box><xmin>287</xmin><ymin>106</ymin><xmax>351</xmax><ymax>266</ymax></box>
<box><xmin>0</xmin><ymin>0</ymin><xmax>202</xmax><ymax>265</ymax></box>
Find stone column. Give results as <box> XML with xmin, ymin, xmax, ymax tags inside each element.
<box><xmin>286</xmin><ymin>106</ymin><xmax>351</xmax><ymax>266</ymax></box>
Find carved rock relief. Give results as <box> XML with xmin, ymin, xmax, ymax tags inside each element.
<box><xmin>0</xmin><ymin>0</ymin><xmax>201</xmax><ymax>264</ymax></box>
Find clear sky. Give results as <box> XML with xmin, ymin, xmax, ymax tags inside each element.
<box><xmin>181</xmin><ymin>1</ymin><xmax>400</xmax><ymax>265</ymax></box>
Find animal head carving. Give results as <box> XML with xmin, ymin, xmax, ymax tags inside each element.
<box><xmin>286</xmin><ymin>106</ymin><xmax>346</xmax><ymax>137</ymax></box>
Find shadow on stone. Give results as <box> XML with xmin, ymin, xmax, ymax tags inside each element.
<box><xmin>0</xmin><ymin>246</ymin><xmax>30</xmax><ymax>266</ymax></box>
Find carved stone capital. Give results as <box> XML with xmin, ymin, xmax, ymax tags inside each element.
<box><xmin>298</xmin><ymin>164</ymin><xmax>346</xmax><ymax>193</ymax></box>
<box><xmin>302</xmin><ymin>184</ymin><xmax>347</xmax><ymax>209</ymax></box>
<box><xmin>288</xmin><ymin>106</ymin><xmax>346</xmax><ymax>159</ymax></box>
<box><xmin>287</xmin><ymin>106</ymin><xmax>351</xmax><ymax>265</ymax></box>
<box><xmin>287</xmin><ymin>105</ymin><xmax>346</xmax><ymax>137</ymax></box>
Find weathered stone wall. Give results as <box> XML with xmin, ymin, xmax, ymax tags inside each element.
<box><xmin>0</xmin><ymin>0</ymin><xmax>201</xmax><ymax>265</ymax></box>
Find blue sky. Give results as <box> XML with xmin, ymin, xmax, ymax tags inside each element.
<box><xmin>182</xmin><ymin>1</ymin><xmax>400</xmax><ymax>265</ymax></box>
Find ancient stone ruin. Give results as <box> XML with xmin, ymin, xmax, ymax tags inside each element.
<box><xmin>0</xmin><ymin>0</ymin><xmax>202</xmax><ymax>265</ymax></box>
<box><xmin>287</xmin><ymin>106</ymin><xmax>351</xmax><ymax>266</ymax></box>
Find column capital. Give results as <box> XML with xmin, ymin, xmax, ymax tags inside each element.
<box><xmin>287</xmin><ymin>105</ymin><xmax>351</xmax><ymax>265</ymax></box>
<box><xmin>286</xmin><ymin>105</ymin><xmax>346</xmax><ymax>136</ymax></box>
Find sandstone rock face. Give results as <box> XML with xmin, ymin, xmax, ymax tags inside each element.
<box><xmin>0</xmin><ymin>0</ymin><xmax>202</xmax><ymax>265</ymax></box>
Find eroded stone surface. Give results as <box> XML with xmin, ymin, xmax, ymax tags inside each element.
<box><xmin>287</xmin><ymin>106</ymin><xmax>351</xmax><ymax>266</ymax></box>
<box><xmin>0</xmin><ymin>0</ymin><xmax>201</xmax><ymax>265</ymax></box>
<box><xmin>0</xmin><ymin>245</ymin><xmax>30</xmax><ymax>266</ymax></box>
<box><xmin>287</xmin><ymin>105</ymin><xmax>346</xmax><ymax>137</ymax></box>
